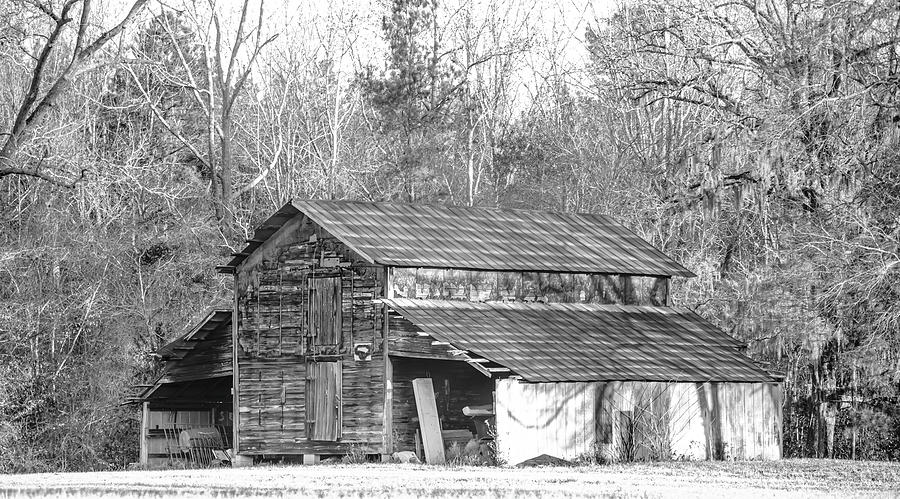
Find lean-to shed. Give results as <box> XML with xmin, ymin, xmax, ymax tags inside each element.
<box><xmin>136</xmin><ymin>309</ymin><xmax>233</xmax><ymax>467</ymax></box>
<box><xmin>214</xmin><ymin>200</ymin><xmax>782</xmax><ymax>464</ymax></box>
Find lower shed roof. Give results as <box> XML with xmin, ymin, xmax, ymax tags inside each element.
<box><xmin>155</xmin><ymin>309</ymin><xmax>232</xmax><ymax>361</ymax></box>
<box><xmin>384</xmin><ymin>299</ymin><xmax>775</xmax><ymax>383</ymax></box>
<box><xmin>137</xmin><ymin>309</ymin><xmax>233</xmax><ymax>402</ymax></box>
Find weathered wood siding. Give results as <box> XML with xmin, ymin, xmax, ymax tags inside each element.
<box><xmin>495</xmin><ymin>379</ymin><xmax>782</xmax><ymax>465</ymax></box>
<box><xmin>235</xmin><ymin>215</ymin><xmax>385</xmax><ymax>455</ymax></box>
<box><xmin>391</xmin><ymin>358</ymin><xmax>493</xmax><ymax>451</ymax></box>
<box><xmin>392</xmin><ymin>268</ymin><xmax>668</xmax><ymax>305</ymax></box>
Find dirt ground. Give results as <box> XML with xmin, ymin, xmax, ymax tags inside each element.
<box><xmin>1</xmin><ymin>459</ymin><xmax>899</xmax><ymax>498</ymax></box>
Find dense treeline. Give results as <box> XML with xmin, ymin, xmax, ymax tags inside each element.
<box><xmin>0</xmin><ymin>0</ymin><xmax>897</xmax><ymax>472</ymax></box>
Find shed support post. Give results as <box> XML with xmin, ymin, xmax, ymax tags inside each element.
<box><xmin>139</xmin><ymin>402</ymin><xmax>149</xmax><ymax>465</ymax></box>
<box><xmin>232</xmin><ymin>272</ymin><xmax>241</xmax><ymax>453</ymax></box>
<box><xmin>382</xmin><ymin>266</ymin><xmax>394</xmax><ymax>459</ymax></box>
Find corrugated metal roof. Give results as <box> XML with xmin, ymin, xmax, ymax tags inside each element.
<box><xmin>220</xmin><ymin>200</ymin><xmax>694</xmax><ymax>277</ymax></box>
<box><xmin>384</xmin><ymin>298</ymin><xmax>774</xmax><ymax>383</ymax></box>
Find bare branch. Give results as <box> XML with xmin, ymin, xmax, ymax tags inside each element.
<box><xmin>122</xmin><ymin>63</ymin><xmax>213</xmax><ymax>171</ymax></box>
<box><xmin>76</xmin><ymin>0</ymin><xmax>149</xmax><ymax>62</ymax></box>
<box><xmin>73</xmin><ymin>0</ymin><xmax>91</xmax><ymax>56</ymax></box>
<box><xmin>0</xmin><ymin>0</ymin><xmax>149</xmax><ymax>186</ymax></box>
<box><xmin>226</xmin><ymin>34</ymin><xmax>278</xmax><ymax>114</ymax></box>
<box><xmin>0</xmin><ymin>164</ymin><xmax>86</xmax><ymax>188</ymax></box>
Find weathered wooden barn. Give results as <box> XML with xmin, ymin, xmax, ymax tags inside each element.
<box><xmin>205</xmin><ymin>200</ymin><xmax>782</xmax><ymax>465</ymax></box>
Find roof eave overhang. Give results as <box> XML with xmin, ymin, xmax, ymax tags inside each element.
<box><xmin>216</xmin><ymin>201</ymin><xmax>303</xmax><ymax>273</ymax></box>
<box><xmin>381</xmin><ymin>262</ymin><xmax>695</xmax><ymax>278</ymax></box>
<box><xmin>154</xmin><ymin>308</ymin><xmax>232</xmax><ymax>357</ymax></box>
<box><xmin>512</xmin><ymin>375</ymin><xmax>779</xmax><ymax>384</ymax></box>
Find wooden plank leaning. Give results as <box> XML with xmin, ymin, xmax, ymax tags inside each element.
<box><xmin>412</xmin><ymin>377</ymin><xmax>446</xmax><ymax>464</ymax></box>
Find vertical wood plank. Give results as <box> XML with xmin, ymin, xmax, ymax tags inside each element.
<box><xmin>412</xmin><ymin>377</ymin><xmax>445</xmax><ymax>464</ymax></box>
<box><xmin>575</xmin><ymin>384</ymin><xmax>585</xmax><ymax>457</ymax></box>
<box><xmin>382</xmin><ymin>266</ymin><xmax>393</xmax><ymax>456</ymax></box>
<box><xmin>591</xmin><ymin>382</ymin><xmax>600</xmax><ymax>457</ymax></box>
<box><xmin>720</xmin><ymin>383</ymin><xmax>731</xmax><ymax>458</ymax></box>
<box><xmin>334</xmin><ymin>362</ymin><xmax>343</xmax><ymax>440</ymax></box>
<box><xmin>575</xmin><ymin>384</ymin><xmax>584</xmax><ymax>457</ymax></box>
<box><xmin>568</xmin><ymin>383</ymin><xmax>578</xmax><ymax>459</ymax></box>
<box><xmin>495</xmin><ymin>379</ymin><xmax>509</xmax><ymax>463</ymax></box>
<box><xmin>541</xmin><ymin>384</ymin><xmax>550</xmax><ymax>459</ymax></box>
<box><xmin>549</xmin><ymin>384</ymin><xmax>560</xmax><ymax>458</ymax></box>
<box><xmin>761</xmin><ymin>383</ymin><xmax>768</xmax><ymax>458</ymax></box>
<box><xmin>139</xmin><ymin>402</ymin><xmax>150</xmax><ymax>465</ymax></box>
<box><xmin>696</xmin><ymin>383</ymin><xmax>709</xmax><ymax>460</ymax></box>
<box><xmin>710</xmin><ymin>382</ymin><xmax>722</xmax><ymax>459</ymax></box>
<box><xmin>333</xmin><ymin>275</ymin><xmax>342</xmax><ymax>346</ymax></box>
<box><xmin>726</xmin><ymin>383</ymin><xmax>735</xmax><ymax>459</ymax></box>
<box><xmin>232</xmin><ymin>273</ymin><xmax>241</xmax><ymax>453</ymax></box>
<box><xmin>748</xmin><ymin>383</ymin><xmax>758</xmax><ymax>458</ymax></box>
<box><xmin>763</xmin><ymin>382</ymin><xmax>772</xmax><ymax>458</ymax></box>
<box><xmin>738</xmin><ymin>383</ymin><xmax>747</xmax><ymax>458</ymax></box>
<box><xmin>722</xmin><ymin>383</ymin><xmax>741</xmax><ymax>459</ymax></box>
<box><xmin>333</xmin><ymin>275</ymin><xmax>342</xmax><ymax>349</ymax></box>
<box><xmin>571</xmin><ymin>383</ymin><xmax>579</xmax><ymax>458</ymax></box>
<box><xmin>765</xmin><ymin>383</ymin><xmax>774</xmax><ymax>458</ymax></box>
<box><xmin>553</xmin><ymin>384</ymin><xmax>561</xmax><ymax>459</ymax></box>
<box><xmin>769</xmin><ymin>383</ymin><xmax>784</xmax><ymax>459</ymax></box>
<box><xmin>585</xmin><ymin>384</ymin><xmax>593</xmax><ymax>456</ymax></box>
<box><xmin>525</xmin><ymin>382</ymin><xmax>537</xmax><ymax>460</ymax></box>
<box><xmin>735</xmin><ymin>383</ymin><xmax>753</xmax><ymax>459</ymax></box>
<box><xmin>668</xmin><ymin>384</ymin><xmax>680</xmax><ymax>457</ymax></box>
<box><xmin>736</xmin><ymin>384</ymin><xmax>745</xmax><ymax>457</ymax></box>
<box><xmin>541</xmin><ymin>384</ymin><xmax>551</xmax><ymax>458</ymax></box>
<box><xmin>603</xmin><ymin>382</ymin><xmax>616</xmax><ymax>460</ymax></box>
<box><xmin>739</xmin><ymin>383</ymin><xmax>756</xmax><ymax>459</ymax></box>
<box><xmin>748</xmin><ymin>384</ymin><xmax>757</xmax><ymax>458</ymax></box>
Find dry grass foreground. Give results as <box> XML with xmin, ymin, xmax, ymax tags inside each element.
<box><xmin>1</xmin><ymin>459</ymin><xmax>899</xmax><ymax>498</ymax></box>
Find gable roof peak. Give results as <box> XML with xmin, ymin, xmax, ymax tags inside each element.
<box><xmin>221</xmin><ymin>199</ymin><xmax>695</xmax><ymax>277</ymax></box>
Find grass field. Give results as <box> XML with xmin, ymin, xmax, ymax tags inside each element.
<box><xmin>1</xmin><ymin>459</ymin><xmax>899</xmax><ymax>498</ymax></box>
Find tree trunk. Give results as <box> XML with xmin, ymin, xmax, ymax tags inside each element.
<box><xmin>825</xmin><ymin>402</ymin><xmax>836</xmax><ymax>458</ymax></box>
<box><xmin>220</xmin><ymin>112</ymin><xmax>233</xmax><ymax>224</ymax></box>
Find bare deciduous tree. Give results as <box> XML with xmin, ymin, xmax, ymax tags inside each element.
<box><xmin>0</xmin><ymin>0</ymin><xmax>149</xmax><ymax>187</ymax></box>
<box><xmin>125</xmin><ymin>0</ymin><xmax>276</xmax><ymax>223</ymax></box>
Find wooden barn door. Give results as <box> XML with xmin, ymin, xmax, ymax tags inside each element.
<box><xmin>306</xmin><ymin>276</ymin><xmax>343</xmax><ymax>441</ymax></box>
<box><xmin>308</xmin><ymin>276</ymin><xmax>342</xmax><ymax>352</ymax></box>
<box><xmin>306</xmin><ymin>361</ymin><xmax>342</xmax><ymax>441</ymax></box>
